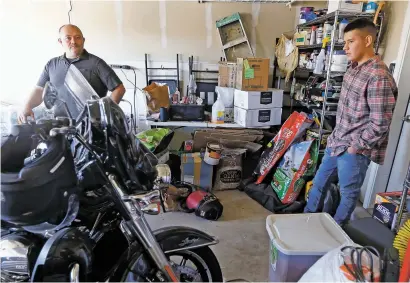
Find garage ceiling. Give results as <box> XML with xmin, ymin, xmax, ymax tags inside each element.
<box><xmin>199</xmin><ymin>0</ymin><xmax>294</xmax><ymax>3</ymax></box>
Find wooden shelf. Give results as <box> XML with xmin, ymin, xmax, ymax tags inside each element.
<box><xmin>146</xmin><ymin>120</ymin><xmax>270</xmax><ymax>129</ymax></box>
<box><xmin>222</xmin><ymin>37</ymin><xmax>248</xmax><ymax>49</ymax></box>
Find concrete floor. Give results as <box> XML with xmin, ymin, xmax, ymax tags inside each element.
<box><xmin>147</xmin><ymin>190</ymin><xmax>271</xmax><ymax>282</ymax></box>
<box><xmin>147</xmin><ymin>190</ymin><xmax>372</xmax><ymax>282</ymax></box>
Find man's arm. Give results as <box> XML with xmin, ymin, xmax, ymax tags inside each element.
<box><xmin>110</xmin><ymin>83</ymin><xmax>126</xmax><ymax>104</ymax></box>
<box><xmin>18</xmin><ymin>62</ymin><xmax>50</xmax><ymax>123</ymax></box>
<box><xmin>353</xmin><ymin>75</ymin><xmax>396</xmax><ymax>151</ymax></box>
<box><xmin>25</xmin><ymin>86</ymin><xmax>44</xmax><ymax>109</ymax></box>
<box><xmin>18</xmin><ymin>86</ymin><xmax>44</xmax><ymax>123</ymax></box>
<box><xmin>96</xmin><ymin>59</ymin><xmax>125</xmax><ymax>104</ymax></box>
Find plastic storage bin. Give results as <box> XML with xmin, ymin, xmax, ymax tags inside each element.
<box><xmin>266</xmin><ymin>213</ymin><xmax>352</xmax><ymax>282</ymax></box>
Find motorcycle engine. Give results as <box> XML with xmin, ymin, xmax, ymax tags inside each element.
<box><xmin>0</xmin><ymin>233</ymin><xmax>42</xmax><ymax>282</ymax></box>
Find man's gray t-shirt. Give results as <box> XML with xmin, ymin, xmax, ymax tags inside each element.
<box><xmin>37</xmin><ymin>50</ymin><xmax>122</xmax><ymax>97</ymax></box>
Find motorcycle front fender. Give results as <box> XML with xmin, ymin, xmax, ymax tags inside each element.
<box><xmin>154</xmin><ymin>226</ymin><xmax>219</xmax><ymax>254</ymax></box>
<box><xmin>110</xmin><ymin>226</ymin><xmax>219</xmax><ymax>281</ymax></box>
<box><xmin>30</xmin><ymin>227</ymin><xmax>93</xmax><ymax>282</ymax></box>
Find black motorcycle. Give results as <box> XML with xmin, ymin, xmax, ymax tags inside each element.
<box><xmin>0</xmin><ymin>85</ymin><xmax>223</xmax><ymax>282</ymax></box>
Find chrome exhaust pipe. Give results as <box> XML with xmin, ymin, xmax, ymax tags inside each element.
<box><xmin>70</xmin><ymin>263</ymin><xmax>80</xmax><ymax>283</ymax></box>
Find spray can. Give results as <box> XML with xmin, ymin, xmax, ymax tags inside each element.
<box><xmin>306</xmin><ymin>29</ymin><xmax>312</xmax><ymax>45</ymax></box>
<box><xmin>310</xmin><ymin>26</ymin><xmax>317</xmax><ymax>45</ymax></box>
<box><xmin>324</xmin><ymin>21</ymin><xmax>332</xmax><ymax>40</ymax></box>
<box><xmin>316</xmin><ymin>26</ymin><xmax>323</xmax><ymax>45</ymax></box>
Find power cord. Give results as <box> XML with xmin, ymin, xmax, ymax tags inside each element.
<box><xmin>68</xmin><ymin>0</ymin><xmax>73</xmax><ymax>24</ymax></box>
<box><xmin>120</xmin><ymin>99</ymin><xmax>134</xmax><ymax>135</ymax></box>
<box><xmin>120</xmin><ymin>68</ymin><xmax>142</xmax><ymax>133</ymax></box>
<box><xmin>340</xmin><ymin>246</ymin><xmax>382</xmax><ymax>282</ymax></box>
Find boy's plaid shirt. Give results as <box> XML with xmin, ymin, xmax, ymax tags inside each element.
<box><xmin>327</xmin><ymin>56</ymin><xmax>398</xmax><ymax>164</ymax></box>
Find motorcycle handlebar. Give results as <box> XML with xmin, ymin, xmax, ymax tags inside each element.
<box><xmin>49</xmin><ymin>126</ymin><xmax>77</xmax><ymax>137</ymax></box>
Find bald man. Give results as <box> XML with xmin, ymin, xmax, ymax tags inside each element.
<box><xmin>19</xmin><ymin>24</ymin><xmax>125</xmax><ymax>123</ymax></box>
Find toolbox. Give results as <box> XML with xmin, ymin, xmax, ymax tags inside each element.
<box><xmin>169</xmin><ymin>105</ymin><xmax>205</xmax><ymax>121</ymax></box>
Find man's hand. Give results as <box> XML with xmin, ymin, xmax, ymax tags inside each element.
<box><xmin>347</xmin><ymin>147</ymin><xmax>358</xmax><ymax>154</ymax></box>
<box><xmin>18</xmin><ymin>107</ymin><xmax>34</xmax><ymax>124</ymax></box>
<box><xmin>18</xmin><ymin>86</ymin><xmax>44</xmax><ymax>123</ymax></box>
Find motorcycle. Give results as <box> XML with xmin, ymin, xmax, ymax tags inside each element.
<box><xmin>0</xmin><ymin>83</ymin><xmax>223</xmax><ymax>282</ymax></box>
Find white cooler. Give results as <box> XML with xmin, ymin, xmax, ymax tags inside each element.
<box><xmin>266</xmin><ymin>213</ymin><xmax>353</xmax><ymax>282</ymax></box>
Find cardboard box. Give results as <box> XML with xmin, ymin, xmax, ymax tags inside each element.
<box><xmin>234</xmin><ymin>106</ymin><xmax>282</xmax><ymax>127</ymax></box>
<box><xmin>372</xmin><ymin>191</ymin><xmax>410</xmax><ymax>230</ymax></box>
<box><xmin>180</xmin><ymin>153</ymin><xmax>213</xmax><ymax>191</ymax></box>
<box><xmin>218</xmin><ymin>62</ymin><xmax>237</xmax><ymax>88</ymax></box>
<box><xmin>193</xmin><ymin>128</ymin><xmax>264</xmax><ymax>152</ymax></box>
<box><xmin>236</xmin><ymin>58</ymin><xmax>270</xmax><ymax>91</ymax></box>
<box><xmin>327</xmin><ymin>0</ymin><xmax>363</xmax><ymax>14</ymax></box>
<box><xmin>234</xmin><ymin>89</ymin><xmax>283</xmax><ymax>109</ymax></box>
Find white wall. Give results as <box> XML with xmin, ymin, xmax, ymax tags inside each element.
<box><xmin>362</xmin><ymin>1</ymin><xmax>410</xmax><ymax>207</ymax></box>
<box><xmin>0</xmin><ymin>0</ymin><xmax>300</xmax><ymax>108</ymax></box>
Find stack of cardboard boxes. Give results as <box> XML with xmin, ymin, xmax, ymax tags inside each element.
<box><xmin>218</xmin><ymin>58</ymin><xmax>283</xmax><ymax>127</ymax></box>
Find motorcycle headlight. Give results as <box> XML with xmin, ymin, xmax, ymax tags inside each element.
<box><xmin>154</xmin><ymin>164</ymin><xmax>171</xmax><ymax>189</ymax></box>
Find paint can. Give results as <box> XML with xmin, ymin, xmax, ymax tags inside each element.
<box><xmin>204</xmin><ymin>143</ymin><xmax>222</xmax><ymax>166</ymax></box>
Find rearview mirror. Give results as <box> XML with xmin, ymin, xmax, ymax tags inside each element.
<box><xmin>42</xmin><ymin>82</ymin><xmax>58</xmax><ymax>109</ymax></box>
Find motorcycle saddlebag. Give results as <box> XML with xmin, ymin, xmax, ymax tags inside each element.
<box><xmin>1</xmin><ymin>130</ymin><xmax>78</xmax><ymax>226</ymax></box>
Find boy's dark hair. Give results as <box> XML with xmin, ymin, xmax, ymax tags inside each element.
<box><xmin>344</xmin><ymin>18</ymin><xmax>377</xmax><ymax>40</ymax></box>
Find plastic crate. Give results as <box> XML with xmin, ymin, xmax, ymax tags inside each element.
<box><xmin>266</xmin><ymin>213</ymin><xmax>352</xmax><ymax>282</ymax></box>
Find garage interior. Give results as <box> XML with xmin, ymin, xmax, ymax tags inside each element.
<box><xmin>1</xmin><ymin>0</ymin><xmax>410</xmax><ymax>282</ymax></box>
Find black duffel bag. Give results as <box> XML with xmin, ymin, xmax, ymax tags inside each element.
<box><xmin>239</xmin><ymin>177</ymin><xmax>305</xmax><ymax>213</ymax></box>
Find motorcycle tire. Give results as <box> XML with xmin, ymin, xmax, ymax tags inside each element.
<box><xmin>119</xmin><ymin>246</ymin><xmax>223</xmax><ymax>282</ymax></box>
<box><xmin>167</xmin><ymin>247</ymin><xmax>223</xmax><ymax>282</ymax></box>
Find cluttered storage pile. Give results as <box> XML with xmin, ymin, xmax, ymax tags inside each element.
<box><xmin>135</xmin><ymin>110</ymin><xmax>327</xmax><ymax>220</ymax></box>
<box><xmin>135</xmin><ymin>126</ymin><xmax>267</xmax><ymax>221</ymax></box>
<box><xmin>141</xmin><ymin>57</ymin><xmax>284</xmax><ymax>127</ymax></box>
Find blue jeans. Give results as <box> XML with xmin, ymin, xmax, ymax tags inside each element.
<box><xmin>304</xmin><ymin>148</ymin><xmax>370</xmax><ymax>225</ymax></box>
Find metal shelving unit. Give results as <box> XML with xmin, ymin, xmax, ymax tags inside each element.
<box><xmin>296</xmin><ymin>101</ymin><xmax>337</xmax><ymax>116</ymax></box>
<box><xmin>297</xmin><ymin>42</ymin><xmax>344</xmax><ymax>50</ymax></box>
<box><xmin>297</xmin><ymin>11</ymin><xmax>379</xmax><ymax>28</ymax></box>
<box><xmin>295</xmin><ymin>67</ymin><xmax>346</xmax><ymax>78</ymax></box>
<box><xmin>293</xmin><ymin>10</ymin><xmax>384</xmax><ymax>144</ymax></box>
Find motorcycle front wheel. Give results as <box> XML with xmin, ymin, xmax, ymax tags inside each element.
<box><xmin>120</xmin><ymin>246</ymin><xmax>223</xmax><ymax>282</ymax></box>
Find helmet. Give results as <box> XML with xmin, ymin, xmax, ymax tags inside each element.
<box><xmin>1</xmin><ymin>124</ymin><xmax>78</xmax><ymax>226</ymax></box>
<box><xmin>186</xmin><ymin>191</ymin><xmax>223</xmax><ymax>221</ymax></box>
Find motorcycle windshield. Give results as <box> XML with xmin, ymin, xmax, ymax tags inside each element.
<box><xmin>55</xmin><ymin>64</ymin><xmax>99</xmax><ymax>120</ymax></box>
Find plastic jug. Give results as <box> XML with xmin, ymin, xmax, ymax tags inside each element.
<box><xmin>313</xmin><ymin>37</ymin><xmax>329</xmax><ymax>75</ymax></box>
<box><xmin>212</xmin><ymin>93</ymin><xmax>225</xmax><ymax>124</ymax></box>
<box><xmin>338</xmin><ymin>19</ymin><xmax>349</xmax><ymax>42</ymax></box>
